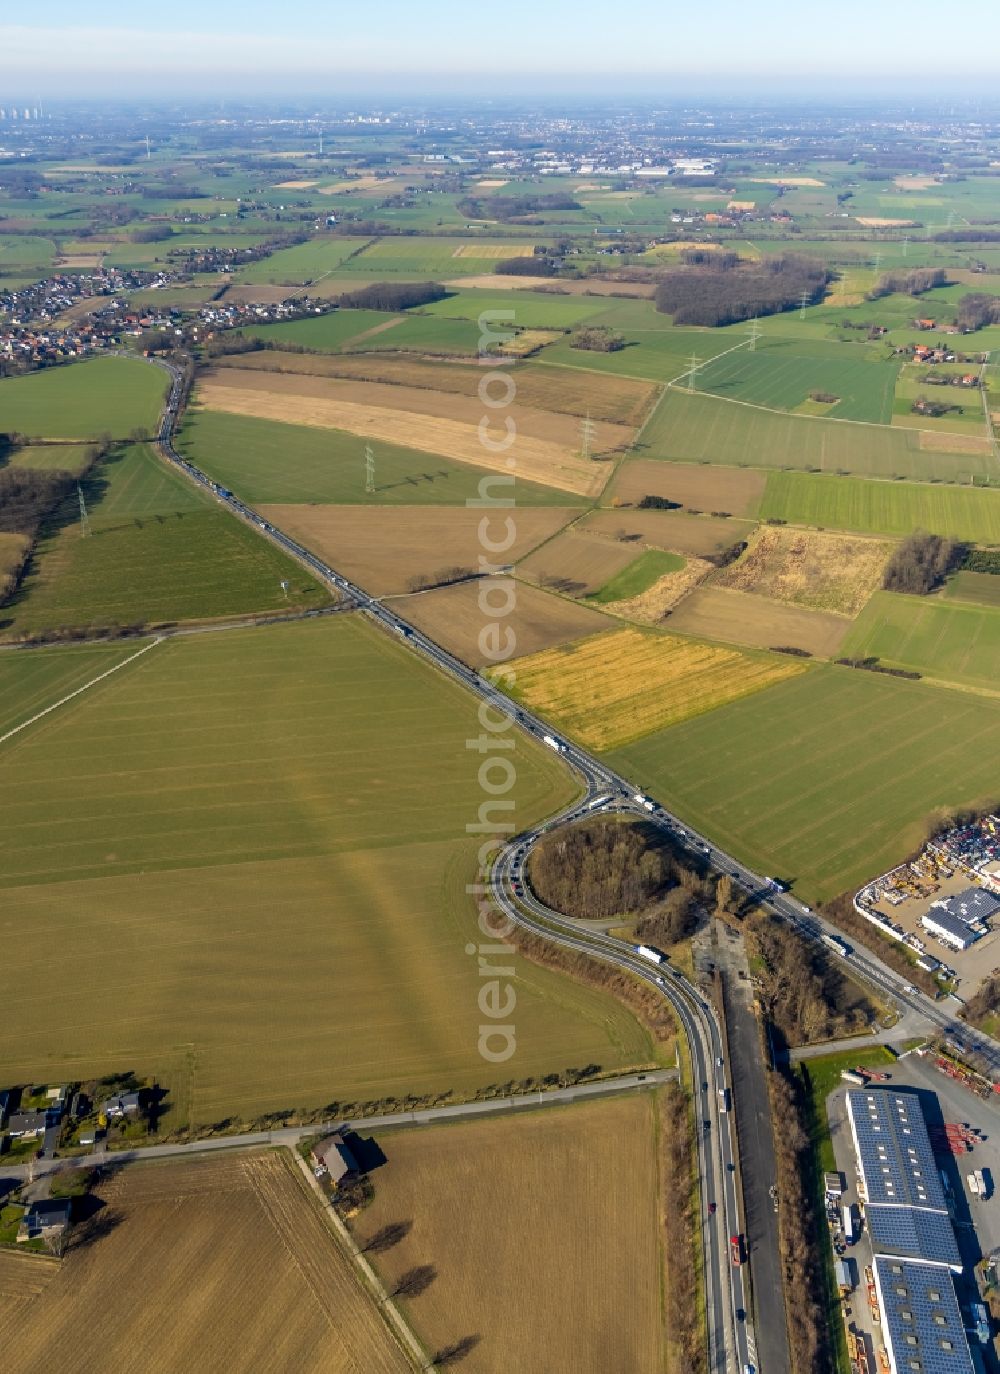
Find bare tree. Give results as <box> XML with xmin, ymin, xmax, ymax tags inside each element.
<box><xmin>363</xmin><ymin>1220</ymin><xmax>411</xmax><ymax>1254</ymax></box>
<box><xmin>392</xmin><ymin>1265</ymin><xmax>436</xmax><ymax>1299</ymax></box>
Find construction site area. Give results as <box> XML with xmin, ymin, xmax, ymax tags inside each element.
<box><xmin>854</xmin><ymin>815</ymin><xmax>1000</xmax><ymax>995</ymax></box>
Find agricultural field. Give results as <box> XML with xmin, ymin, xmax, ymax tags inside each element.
<box><xmin>259</xmin><ymin>505</ymin><xmax>576</xmax><ymax>597</ymax></box>
<box><xmin>0</xmin><ymin>619</ymin><xmax>653</xmax><ymax>1123</ymax></box>
<box><xmin>398</xmin><ymin>577</ymin><xmax>614</xmax><ymax>665</ymax></box>
<box><xmin>197</xmin><ymin>370</ymin><xmax>612</xmax><ymax>497</ymax></box>
<box><xmin>0</xmin><ymin>1152</ymin><xmax>411</xmax><ymax>1374</ymax></box>
<box><xmin>581</xmin><ymin>508</ymin><xmax>756</xmax><ymax>557</ymax></box>
<box><xmin>758</xmin><ymin>470</ymin><xmax>1000</xmax><ymax>543</ymax></box>
<box><xmin>241</xmin><ymin>307</ymin><xmax>402</xmax><ymax>351</ymax></box>
<box><xmin>641</xmin><ymin>387</ymin><xmax>994</xmax><ymax>482</ymax></box>
<box><xmin>665</xmin><ymin>587</ymin><xmax>852</xmax><ymax>658</ymax></box>
<box><xmin>842</xmin><ymin>591</ymin><xmax>1000</xmax><ymax>691</ymax></box>
<box><xmin>419</xmin><ymin>288</ymin><xmax>607</xmax><ymax>330</ymax></box>
<box><xmin>943</xmin><ymin>571</ymin><xmax>1000</xmax><ymax>608</ymax></box>
<box><xmin>0</xmin><ymin>640</ymin><xmax>146</xmax><ymax>739</ymax></box>
<box><xmin>520</xmin><ymin>527</ymin><xmax>644</xmax><ymax>596</ymax></box>
<box><xmin>539</xmin><ymin>322</ymin><xmax>746</xmax><ymax>383</ymax></box>
<box><xmin>177</xmin><ymin>410</ymin><xmax>568</xmax><ymax>507</ymax></box>
<box><xmin>6</xmin><ymin>443</ymin><xmax>92</xmax><ymax>475</ymax></box>
<box><xmin>698</xmin><ymin>339</ymin><xmax>900</xmax><ymax>425</ymax></box>
<box><xmin>608</xmin><ymin>459</ymin><xmax>766</xmax><ymax>517</ymax></box>
<box><xmin>589</xmin><ymin>550</ymin><xmax>686</xmax><ymax>604</ymax></box>
<box><xmin>2</xmin><ymin>444</ymin><xmax>327</xmax><ymax>639</ymax></box>
<box><xmin>0</xmin><ymin>357</ymin><xmax>167</xmax><ymax>439</ymax></box>
<box><xmin>211</xmin><ymin>350</ymin><xmax>658</xmax><ymax>425</ymax></box>
<box><xmin>714</xmin><ymin>526</ymin><xmax>892</xmax><ymax>616</ymax></box>
<box><xmin>496</xmin><ymin>626</ymin><xmax>805</xmax><ymax>750</ymax></box>
<box><xmin>232</xmin><ymin>236</ymin><xmax>373</xmax><ymax>284</ymax></box>
<box><xmin>611</xmin><ymin>666</ymin><xmax>1000</xmax><ymax>902</ymax></box>
<box><xmin>347</xmin><ymin>238</ymin><xmax>536</xmax><ymax>277</ymax></box>
<box><xmin>356</xmin><ymin>1094</ymin><xmax>665</xmax><ymax>1374</ymax></box>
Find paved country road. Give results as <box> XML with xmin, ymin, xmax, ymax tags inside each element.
<box><xmin>131</xmin><ymin>354</ymin><xmax>1000</xmax><ymax>1373</ymax></box>
<box><xmin>0</xmin><ymin>1071</ymin><xmax>675</xmax><ymax>1186</ymax></box>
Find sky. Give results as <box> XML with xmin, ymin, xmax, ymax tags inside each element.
<box><xmin>4</xmin><ymin>2</ymin><xmax>1000</xmax><ymax>100</ymax></box>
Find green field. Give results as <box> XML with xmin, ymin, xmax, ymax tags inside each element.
<box><xmin>2</xmin><ymin>444</ymin><xmax>329</xmax><ymax>637</ymax></box>
<box><xmin>944</xmin><ymin>571</ymin><xmax>1000</xmax><ymax>607</ymax></box>
<box><xmin>0</xmin><ymin>641</ymin><xmax>146</xmax><ymax>739</ymax></box>
<box><xmin>420</xmin><ymin>289</ymin><xmax>607</xmax><ymax>330</ymax></box>
<box><xmin>589</xmin><ymin>550</ymin><xmax>685</xmax><ymax>603</ymax></box>
<box><xmin>234</xmin><ymin>236</ymin><xmax>373</xmax><ymax>284</ymax></box>
<box><xmin>177</xmin><ymin>410</ymin><xmax>569</xmax><ymax>506</ymax></box>
<box><xmin>0</xmin><ymin>619</ymin><xmax>653</xmax><ymax>1125</ymax></box>
<box><xmin>539</xmin><ymin>324</ymin><xmax>745</xmax><ymax>382</ymax></box>
<box><xmin>698</xmin><ymin>339</ymin><xmax>899</xmax><ymax>425</ymax></box>
<box><xmin>842</xmin><ymin>591</ymin><xmax>1000</xmax><ymax>690</ymax></box>
<box><xmin>641</xmin><ymin>387</ymin><xmax>993</xmax><ymax>482</ymax></box>
<box><xmin>0</xmin><ymin>357</ymin><xmax>167</xmax><ymax>439</ymax></box>
<box><xmin>241</xmin><ymin>307</ymin><xmax>394</xmax><ymax>350</ymax></box>
<box><xmin>348</xmin><ymin>237</ymin><xmax>539</xmax><ymax>277</ymax></box>
<box><xmin>759</xmin><ymin>470</ymin><xmax>1000</xmax><ymax>542</ymax></box>
<box><xmin>7</xmin><ymin>443</ymin><xmax>93</xmax><ymax>475</ymax></box>
<box><xmin>610</xmin><ymin>666</ymin><xmax>1000</xmax><ymax>901</ymax></box>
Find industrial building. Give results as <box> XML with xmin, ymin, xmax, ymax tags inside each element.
<box><xmin>845</xmin><ymin>1090</ymin><xmax>976</xmax><ymax>1374</ymax></box>
<box><xmin>921</xmin><ymin>885</ymin><xmax>1000</xmax><ymax>951</ymax></box>
<box><xmin>871</xmin><ymin>1259</ymin><xmax>975</xmax><ymax>1374</ymax></box>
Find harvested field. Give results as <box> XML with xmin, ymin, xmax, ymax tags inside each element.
<box><xmin>198</xmin><ymin>369</ymin><xmax>628</xmax><ymax>455</ymax></box>
<box><xmin>275</xmin><ymin>178</ymin><xmax>318</xmax><ymax>188</ymax></box>
<box><xmin>855</xmin><ymin>217</ymin><xmax>916</xmax><ymax>227</ymax></box>
<box><xmin>0</xmin><ymin>1151</ymin><xmax>411</xmax><ymax>1374</ymax></box>
<box><xmin>446</xmin><ymin>275</ymin><xmax>656</xmax><ymax>297</ymax></box>
<box><xmin>355</xmin><ymin>1095</ymin><xmax>665</xmax><ymax>1374</ymax></box>
<box><xmin>497</xmin><ymin>626</ymin><xmax>805</xmax><ymax>749</ymax></box>
<box><xmin>259</xmin><ymin>505</ymin><xmax>577</xmax><ymax>597</ymax></box>
<box><xmin>666</xmin><ymin>587</ymin><xmax>852</xmax><ymax>657</ymax></box>
<box><xmin>209</xmin><ymin>352</ymin><xmax>657</xmax><ymax>425</ymax></box>
<box><xmin>609</xmin><ymin>459</ymin><xmax>765</xmax><ymax>516</ymax></box>
<box><xmin>197</xmin><ymin>374</ymin><xmax>613</xmax><ymax>497</ymax></box>
<box><xmin>582</xmin><ymin>508</ymin><xmax>755</xmax><ymax>557</ymax></box>
<box><xmin>498</xmin><ymin>328</ymin><xmax>562</xmax><ymax>356</ymax></box>
<box><xmin>397</xmin><ymin>577</ymin><xmax>613</xmax><ymax>665</ymax></box>
<box><xmin>520</xmin><ymin>527</ymin><xmax>641</xmax><ymax>596</ymax></box>
<box><xmin>714</xmin><ymin>526</ymin><xmax>892</xmax><ymax>616</ymax></box>
<box><xmin>919</xmin><ymin>429</ymin><xmax>992</xmax><ymax>455</ymax></box>
<box><xmin>320</xmin><ymin>176</ymin><xmax>393</xmax><ymax>193</ymax></box>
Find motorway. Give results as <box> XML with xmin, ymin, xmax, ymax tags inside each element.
<box><xmin>148</xmin><ymin>355</ymin><xmax>1000</xmax><ymax>1373</ymax></box>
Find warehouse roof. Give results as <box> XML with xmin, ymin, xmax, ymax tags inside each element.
<box><xmin>865</xmin><ymin>1204</ymin><xmax>961</xmax><ymax>1271</ymax></box>
<box><xmin>872</xmin><ymin>1259</ymin><xmax>974</xmax><ymax>1374</ymax></box>
<box><xmin>938</xmin><ymin>886</ymin><xmax>1000</xmax><ymax>926</ymax></box>
<box><xmin>846</xmin><ymin>1091</ymin><xmax>946</xmax><ymax>1211</ymax></box>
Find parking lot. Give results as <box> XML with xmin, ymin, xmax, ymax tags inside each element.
<box><xmin>866</xmin><ymin>866</ymin><xmax>1000</xmax><ymax>992</ymax></box>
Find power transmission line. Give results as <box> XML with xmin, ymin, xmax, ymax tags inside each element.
<box><xmin>686</xmin><ymin>353</ymin><xmax>701</xmax><ymax>393</ymax></box>
<box><xmin>364</xmin><ymin>442</ymin><xmax>376</xmax><ymax>494</ymax></box>
<box><xmin>798</xmin><ymin>289</ymin><xmax>810</xmax><ymax>320</ymax></box>
<box><xmin>580</xmin><ymin>411</ymin><xmax>597</xmax><ymax>460</ymax></box>
<box><xmin>77</xmin><ymin>483</ymin><xmax>91</xmax><ymax>538</ymax></box>
<box><xmin>747</xmin><ymin>317</ymin><xmax>761</xmax><ymax>353</ymax></box>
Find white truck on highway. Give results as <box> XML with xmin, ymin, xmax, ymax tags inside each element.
<box><xmin>821</xmin><ymin>933</ymin><xmax>851</xmax><ymax>959</ymax></box>
<box><xmin>633</xmin><ymin>793</ymin><xmax>655</xmax><ymax>812</ymax></box>
<box><xmin>542</xmin><ymin>734</ymin><xmax>566</xmax><ymax>754</ymax></box>
<box><xmin>636</xmin><ymin>945</ymin><xmax>665</xmax><ymax>965</ymax></box>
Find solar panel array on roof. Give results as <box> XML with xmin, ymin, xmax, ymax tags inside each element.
<box><xmin>873</xmin><ymin>1259</ymin><xmax>974</xmax><ymax>1374</ymax></box>
<box><xmin>846</xmin><ymin>1091</ymin><xmax>946</xmax><ymax>1212</ymax></box>
<box><xmin>866</xmin><ymin>1205</ymin><xmax>961</xmax><ymax>1270</ymax></box>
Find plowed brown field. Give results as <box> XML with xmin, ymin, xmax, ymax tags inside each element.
<box><xmin>1</xmin><ymin>1152</ymin><xmax>411</xmax><ymax>1374</ymax></box>
<box><xmin>259</xmin><ymin>504</ymin><xmax>578</xmax><ymax>597</ymax></box>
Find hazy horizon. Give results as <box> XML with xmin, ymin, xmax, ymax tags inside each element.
<box><xmin>3</xmin><ymin>1</ymin><xmax>1000</xmax><ymax>101</ymax></box>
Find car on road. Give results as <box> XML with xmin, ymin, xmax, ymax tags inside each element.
<box><xmin>735</xmin><ymin>1308</ymin><xmax>745</xmax><ymax>1322</ymax></box>
<box><xmin>716</xmin><ymin>1056</ymin><xmax>724</xmax><ymax>1068</ymax></box>
<box><xmin>708</xmin><ymin>1201</ymin><xmax>717</xmax><ymax>1215</ymax></box>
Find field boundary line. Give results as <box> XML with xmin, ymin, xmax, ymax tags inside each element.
<box><xmin>0</xmin><ymin>637</ymin><xmax>163</xmax><ymax>748</ymax></box>
<box><xmin>288</xmin><ymin>1149</ymin><xmax>429</xmax><ymax>1371</ymax></box>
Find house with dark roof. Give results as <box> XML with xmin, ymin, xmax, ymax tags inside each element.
<box><xmin>17</xmin><ymin>1198</ymin><xmax>72</xmax><ymax>1245</ymax></box>
<box><xmin>100</xmin><ymin>1091</ymin><xmax>142</xmax><ymax>1120</ymax></box>
<box><xmin>6</xmin><ymin>1109</ymin><xmax>56</xmax><ymax>1139</ymax></box>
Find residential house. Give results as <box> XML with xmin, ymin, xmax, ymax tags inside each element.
<box><xmin>310</xmin><ymin>1132</ymin><xmax>360</xmax><ymax>1187</ymax></box>
<box><xmin>6</xmin><ymin>1109</ymin><xmax>56</xmax><ymax>1139</ymax></box>
<box><xmin>17</xmin><ymin>1198</ymin><xmax>72</xmax><ymax>1245</ymax></box>
<box><xmin>100</xmin><ymin>1091</ymin><xmax>143</xmax><ymax>1120</ymax></box>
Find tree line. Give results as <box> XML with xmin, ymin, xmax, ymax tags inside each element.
<box><xmin>869</xmin><ymin>267</ymin><xmax>947</xmax><ymax>298</ymax></box>
<box><xmin>653</xmin><ymin>254</ymin><xmax>832</xmax><ymax>327</ymax></box>
<box><xmin>335</xmin><ymin>280</ymin><xmax>449</xmax><ymax>311</ymax></box>
<box><xmin>456</xmin><ymin>194</ymin><xmax>581</xmax><ymax>222</ymax></box>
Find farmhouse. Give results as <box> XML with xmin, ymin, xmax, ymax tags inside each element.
<box><xmin>310</xmin><ymin>1132</ymin><xmax>359</xmax><ymax>1186</ymax></box>
<box><xmin>17</xmin><ymin>1198</ymin><xmax>71</xmax><ymax>1245</ymax></box>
